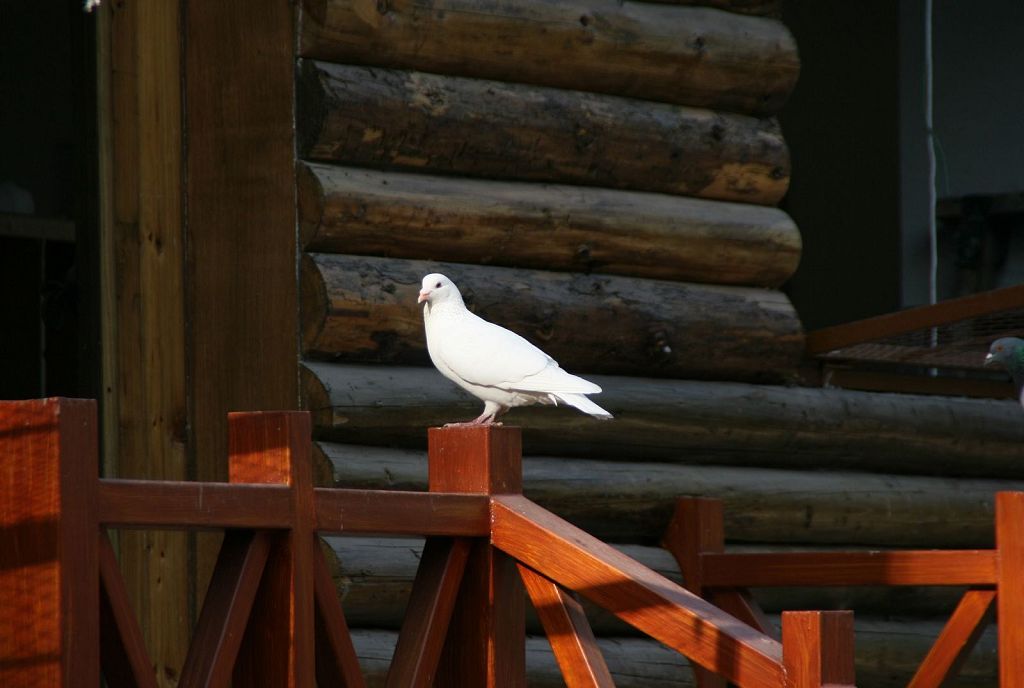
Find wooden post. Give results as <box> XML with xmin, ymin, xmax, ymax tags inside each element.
<box><xmin>781</xmin><ymin>611</ymin><xmax>855</xmax><ymax>687</ymax></box>
<box><xmin>227</xmin><ymin>412</ymin><xmax>315</xmax><ymax>687</ymax></box>
<box><xmin>428</xmin><ymin>426</ymin><xmax>526</xmax><ymax>687</ymax></box>
<box><xmin>996</xmin><ymin>491</ymin><xmax>1024</xmax><ymax>687</ymax></box>
<box><xmin>0</xmin><ymin>398</ymin><xmax>99</xmax><ymax>687</ymax></box>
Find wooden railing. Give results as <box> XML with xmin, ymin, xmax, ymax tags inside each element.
<box><xmin>1</xmin><ymin>398</ymin><xmax>854</xmax><ymax>686</ymax></box>
<box><xmin>663</xmin><ymin>497</ymin><xmax>1024</xmax><ymax>688</ymax></box>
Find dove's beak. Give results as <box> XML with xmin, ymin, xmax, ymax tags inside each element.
<box><xmin>417</xmin><ymin>289</ymin><xmax>430</xmax><ymax>304</ymax></box>
<box><xmin>984</xmin><ymin>353</ymin><xmax>996</xmax><ymax>367</ymax></box>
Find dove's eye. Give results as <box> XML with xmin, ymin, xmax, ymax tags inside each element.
<box><xmin>435</xmin><ymin>281</ymin><xmax>442</xmax><ymax>288</ymax></box>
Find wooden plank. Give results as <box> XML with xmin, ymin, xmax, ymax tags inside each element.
<box><xmin>298</xmin><ymin>164</ymin><xmax>800</xmax><ymax>286</ymax></box>
<box><xmin>0</xmin><ymin>399</ymin><xmax>99</xmax><ymax>687</ymax></box>
<box><xmin>228</xmin><ymin>412</ymin><xmax>316</xmax><ymax>688</ymax></box>
<box><xmin>178</xmin><ymin>530</ymin><xmax>272</xmax><ymax>687</ymax></box>
<box><xmin>780</xmin><ymin>611</ymin><xmax>855</xmax><ymax>688</ymax></box>
<box><xmin>490</xmin><ymin>495</ymin><xmax>784</xmax><ymax>688</ymax></box>
<box><xmin>908</xmin><ymin>588</ymin><xmax>995</xmax><ymax>688</ymax></box>
<box><xmin>806</xmin><ymin>284</ymin><xmax>1024</xmax><ymax>355</ymax></box>
<box><xmin>809</xmin><ymin>367</ymin><xmax>1014</xmax><ymax>399</ymax></box>
<box><xmin>996</xmin><ymin>491</ymin><xmax>1024</xmax><ymax>687</ymax></box>
<box><xmin>315</xmin><ymin>438</ymin><xmax>1024</xmax><ymax>548</ymax></box>
<box><xmin>99</xmin><ymin>532</ymin><xmax>158</xmax><ymax>688</ymax></box>
<box><xmin>518</xmin><ymin>564</ymin><xmax>615</xmax><ymax>688</ymax></box>
<box><xmin>710</xmin><ymin>590</ymin><xmax>776</xmax><ymax>637</ymax></box>
<box><xmin>98</xmin><ymin>480</ymin><xmax>293</xmax><ymax>529</ymax></box>
<box><xmin>297</xmin><ymin>64</ymin><xmax>791</xmax><ymax>207</ymax></box>
<box><xmin>313</xmin><ymin>544</ymin><xmax>366</xmax><ymax>688</ymax></box>
<box><xmin>305</xmin><ymin>362</ymin><xmax>1024</xmax><ymax>480</ymax></box>
<box><xmin>302</xmin><ymin>254</ymin><xmax>803</xmax><ymax>381</ymax></box>
<box><xmin>646</xmin><ymin>0</ymin><xmax>781</xmax><ymax>15</ymax></box>
<box><xmin>183</xmin><ymin>0</ymin><xmax>299</xmax><ymax>619</ymax></box>
<box><xmin>314</xmin><ymin>488</ymin><xmax>489</xmax><ymax>536</ymax></box>
<box><xmin>386</xmin><ymin>538</ymin><xmax>471</xmax><ymax>687</ymax></box>
<box><xmin>297</xmin><ymin>0</ymin><xmax>799</xmax><ymax>116</ymax></box>
<box><xmin>701</xmin><ymin>551</ymin><xmax>999</xmax><ymax>587</ymax></box>
<box><xmin>428</xmin><ymin>427</ymin><xmax>526</xmax><ymax>687</ymax></box>
<box><xmin>101</xmin><ymin>1</ymin><xmax>191</xmax><ymax>682</ymax></box>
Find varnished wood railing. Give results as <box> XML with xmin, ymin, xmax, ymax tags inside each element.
<box><xmin>1</xmin><ymin>398</ymin><xmax>853</xmax><ymax>686</ymax></box>
<box><xmin>664</xmin><ymin>497</ymin><xmax>1024</xmax><ymax>688</ymax></box>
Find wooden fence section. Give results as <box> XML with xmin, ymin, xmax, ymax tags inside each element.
<box><xmin>663</xmin><ymin>497</ymin><xmax>1024</xmax><ymax>687</ymax></box>
<box><xmin>1</xmin><ymin>398</ymin><xmax>853</xmax><ymax>687</ymax></box>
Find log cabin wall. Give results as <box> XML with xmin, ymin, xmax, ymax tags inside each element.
<box><xmin>293</xmin><ymin>1</ymin><xmax>1010</xmax><ymax>684</ymax></box>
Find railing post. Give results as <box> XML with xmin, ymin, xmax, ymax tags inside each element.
<box><xmin>996</xmin><ymin>491</ymin><xmax>1024</xmax><ymax>687</ymax></box>
<box><xmin>428</xmin><ymin>425</ymin><xmax>526</xmax><ymax>687</ymax></box>
<box><xmin>227</xmin><ymin>411</ymin><xmax>315</xmax><ymax>687</ymax></box>
<box><xmin>781</xmin><ymin>611</ymin><xmax>855</xmax><ymax>687</ymax></box>
<box><xmin>0</xmin><ymin>398</ymin><xmax>99</xmax><ymax>686</ymax></box>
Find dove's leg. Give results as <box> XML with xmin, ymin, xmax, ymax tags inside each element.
<box><xmin>445</xmin><ymin>401</ymin><xmax>505</xmax><ymax>427</ymax></box>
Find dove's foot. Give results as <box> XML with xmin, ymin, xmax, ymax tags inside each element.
<box><xmin>443</xmin><ymin>419</ymin><xmax>503</xmax><ymax>428</ymax></box>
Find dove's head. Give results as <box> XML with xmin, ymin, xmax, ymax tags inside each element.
<box><xmin>985</xmin><ymin>337</ymin><xmax>1024</xmax><ymax>369</ymax></box>
<box><xmin>418</xmin><ymin>273</ymin><xmax>463</xmax><ymax>307</ymax></box>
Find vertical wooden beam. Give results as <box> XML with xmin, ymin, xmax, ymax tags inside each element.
<box><xmin>781</xmin><ymin>611</ymin><xmax>855</xmax><ymax>688</ymax></box>
<box><xmin>0</xmin><ymin>399</ymin><xmax>99</xmax><ymax>687</ymax></box>
<box><xmin>98</xmin><ymin>1</ymin><xmax>190</xmax><ymax>684</ymax></box>
<box><xmin>996</xmin><ymin>491</ymin><xmax>1024</xmax><ymax>687</ymax></box>
<box><xmin>228</xmin><ymin>412</ymin><xmax>315</xmax><ymax>687</ymax></box>
<box><xmin>428</xmin><ymin>426</ymin><xmax>526</xmax><ymax>687</ymax></box>
<box><xmin>662</xmin><ymin>498</ymin><xmax>729</xmax><ymax>688</ymax></box>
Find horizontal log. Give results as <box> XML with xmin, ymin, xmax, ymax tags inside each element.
<box><xmin>316</xmin><ymin>442</ymin><xmax>1020</xmax><ymax>547</ymax></box>
<box><xmin>297</xmin><ymin>0</ymin><xmax>799</xmax><ymax>116</ymax></box>
<box><xmin>302</xmin><ymin>363</ymin><xmax>1024</xmax><ymax>478</ymax></box>
<box><xmin>347</xmin><ymin>623</ymin><xmax>996</xmax><ymax>688</ymax></box>
<box><xmin>298</xmin><ymin>164</ymin><xmax>800</xmax><ymax>287</ymax></box>
<box><xmin>297</xmin><ymin>63</ymin><xmax>791</xmax><ymax>205</ymax></box>
<box><xmin>301</xmin><ymin>254</ymin><xmax>803</xmax><ymax>381</ymax></box>
<box><xmin>323</xmin><ymin>537</ymin><xmax>968</xmax><ymax>635</ymax></box>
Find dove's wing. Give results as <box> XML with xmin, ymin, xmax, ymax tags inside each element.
<box><xmin>436</xmin><ymin>311</ymin><xmax>562</xmax><ymax>389</ymax></box>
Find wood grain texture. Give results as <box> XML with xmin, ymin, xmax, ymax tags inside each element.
<box><xmin>313</xmin><ymin>544</ymin><xmax>366</xmax><ymax>688</ymax></box>
<box><xmin>298</xmin><ymin>164</ymin><xmax>800</xmax><ymax>287</ymax></box>
<box><xmin>301</xmin><ymin>255</ymin><xmax>803</xmax><ymax>381</ymax></box>
<box><xmin>228</xmin><ymin>412</ymin><xmax>316</xmax><ymax>688</ymax></box>
<box><xmin>518</xmin><ymin>565</ymin><xmax>615</xmax><ymax>688</ymax></box>
<box><xmin>297</xmin><ymin>63</ymin><xmax>791</xmax><ymax>206</ymax></box>
<box><xmin>297</xmin><ymin>0</ymin><xmax>799</xmax><ymax>116</ymax></box>
<box><xmin>314</xmin><ymin>439</ymin><xmax>1024</xmax><ymax>548</ymax></box>
<box><xmin>321</xmin><ymin>537</ymin><xmax>970</xmax><ymax>634</ymax></box>
<box><xmin>99</xmin><ymin>532</ymin><xmax>158</xmax><ymax>688</ymax></box>
<box><xmin>345</xmin><ymin>620</ymin><xmax>999</xmax><ymax>688</ymax></box>
<box><xmin>386</xmin><ymin>538</ymin><xmax>471</xmax><ymax>687</ymax></box>
<box><xmin>315</xmin><ymin>489</ymin><xmax>489</xmax><ymax>536</ymax></box>
<box><xmin>701</xmin><ymin>551</ymin><xmax>999</xmax><ymax>588</ymax></box>
<box><xmin>996</xmin><ymin>492</ymin><xmax>1024</xmax><ymax>687</ymax></box>
<box><xmin>98</xmin><ymin>480</ymin><xmax>293</xmax><ymax>529</ymax></box>
<box><xmin>491</xmin><ymin>495</ymin><xmax>784</xmax><ymax>688</ymax></box>
<box><xmin>303</xmin><ymin>362</ymin><xmax>1024</xmax><ymax>479</ymax></box>
<box><xmin>101</xmin><ymin>2</ymin><xmax>190</xmax><ymax>681</ymax></box>
<box><xmin>908</xmin><ymin>588</ymin><xmax>995</xmax><ymax>688</ymax></box>
<box><xmin>184</xmin><ymin>0</ymin><xmax>299</xmax><ymax>620</ymax></box>
<box><xmin>0</xmin><ymin>399</ymin><xmax>99</xmax><ymax>688</ymax></box>
<box><xmin>780</xmin><ymin>611</ymin><xmax>855</xmax><ymax>687</ymax></box>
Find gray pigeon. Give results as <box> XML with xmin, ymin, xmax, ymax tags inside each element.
<box><xmin>418</xmin><ymin>273</ymin><xmax>613</xmax><ymax>425</ymax></box>
<box><xmin>985</xmin><ymin>337</ymin><xmax>1024</xmax><ymax>406</ymax></box>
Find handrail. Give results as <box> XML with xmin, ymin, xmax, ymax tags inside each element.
<box><xmin>0</xmin><ymin>398</ymin><xmax>855</xmax><ymax>687</ymax></box>
<box><xmin>663</xmin><ymin>496</ymin><xmax>1024</xmax><ymax>687</ymax></box>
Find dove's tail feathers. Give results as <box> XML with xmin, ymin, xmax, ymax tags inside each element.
<box><xmin>553</xmin><ymin>393</ymin><xmax>613</xmax><ymax>420</ymax></box>
<box><xmin>507</xmin><ymin>366</ymin><xmax>602</xmax><ymax>395</ymax></box>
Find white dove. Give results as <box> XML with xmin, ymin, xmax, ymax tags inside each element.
<box><xmin>418</xmin><ymin>273</ymin><xmax>613</xmax><ymax>425</ymax></box>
